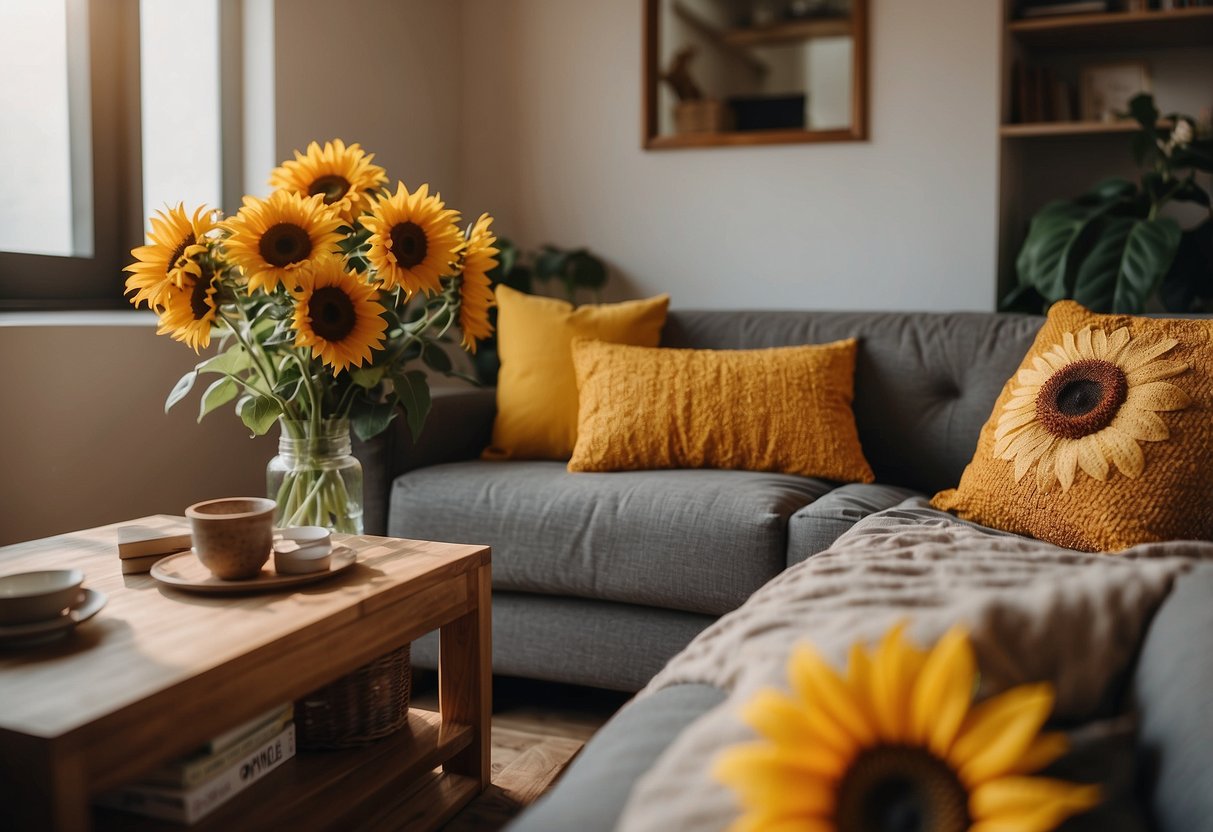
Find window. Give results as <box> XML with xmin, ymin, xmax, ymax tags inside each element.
<box><xmin>0</xmin><ymin>0</ymin><xmax>239</xmax><ymax>310</ymax></box>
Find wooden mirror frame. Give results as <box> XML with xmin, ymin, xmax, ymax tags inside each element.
<box><xmin>643</xmin><ymin>0</ymin><xmax>869</xmax><ymax>149</ymax></box>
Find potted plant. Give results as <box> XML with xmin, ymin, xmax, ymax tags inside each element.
<box><xmin>1006</xmin><ymin>94</ymin><xmax>1212</xmax><ymax>315</ymax></box>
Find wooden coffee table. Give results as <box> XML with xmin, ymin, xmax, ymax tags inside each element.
<box><xmin>0</xmin><ymin>516</ymin><xmax>491</xmax><ymax>831</ymax></box>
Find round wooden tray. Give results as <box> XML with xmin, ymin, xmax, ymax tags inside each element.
<box><xmin>150</xmin><ymin>547</ymin><xmax>357</xmax><ymax>595</ymax></box>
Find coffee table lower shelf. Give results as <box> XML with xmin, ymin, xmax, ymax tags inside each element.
<box><xmin>93</xmin><ymin>708</ymin><xmax>477</xmax><ymax>831</ymax></box>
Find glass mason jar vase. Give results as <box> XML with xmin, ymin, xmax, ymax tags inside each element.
<box><xmin>267</xmin><ymin>418</ymin><xmax>364</xmax><ymax>534</ymax></box>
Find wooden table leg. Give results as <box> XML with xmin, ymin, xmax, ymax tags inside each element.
<box><xmin>439</xmin><ymin>563</ymin><xmax>492</xmax><ymax>788</ymax></box>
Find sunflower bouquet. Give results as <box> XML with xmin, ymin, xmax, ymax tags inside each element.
<box><xmin>125</xmin><ymin>139</ymin><xmax>498</xmax><ymax>533</ymax></box>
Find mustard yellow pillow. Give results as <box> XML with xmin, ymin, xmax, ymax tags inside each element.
<box><xmin>568</xmin><ymin>338</ymin><xmax>875</xmax><ymax>482</ymax></box>
<box><xmin>485</xmin><ymin>286</ymin><xmax>670</xmax><ymax>460</ymax></box>
<box><xmin>933</xmin><ymin>301</ymin><xmax>1213</xmax><ymax>551</ymax></box>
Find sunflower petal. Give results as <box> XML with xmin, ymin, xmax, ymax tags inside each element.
<box><xmin>1006</xmin><ymin>732</ymin><xmax>1069</xmax><ymax>775</ymax></box>
<box><xmin>1035</xmin><ymin>444</ymin><xmax>1058</xmax><ymax>491</ymax></box>
<box><xmin>713</xmin><ymin>745</ymin><xmax>836</xmax><ymax>815</ymax></box>
<box><xmin>995</xmin><ymin>409</ymin><xmax>1040</xmax><ymax>443</ymax></box>
<box><xmin>1104</xmin><ymin>327</ymin><xmax>1131</xmax><ymax>362</ymax></box>
<box><xmin>789</xmin><ymin>646</ymin><xmax>875</xmax><ymax>747</ymax></box>
<box><xmin>970</xmin><ymin>778</ymin><xmax>1101</xmax><ymax>832</ymax></box>
<box><xmin>1075</xmin><ymin>435</ymin><xmax>1109</xmax><ymax>481</ymax></box>
<box><xmin>870</xmin><ymin>624</ymin><xmax>927</xmax><ymax>740</ymax></box>
<box><xmin>1055</xmin><ymin>441</ymin><xmax>1079</xmax><ymax>492</ymax></box>
<box><xmin>1128</xmin><ymin>381</ymin><xmax>1191</xmax><ymax>412</ymax></box>
<box><xmin>910</xmin><ymin>627</ymin><xmax>975</xmax><ymax>754</ymax></box>
<box><xmin>1095</xmin><ymin>428</ymin><xmax>1145</xmax><ymax>478</ymax></box>
<box><xmin>1013</xmin><ymin>434</ymin><xmax>1053</xmax><ymax>482</ymax></box>
<box><xmin>740</xmin><ymin>690</ymin><xmax>848</xmax><ymax>775</ymax></box>
<box><xmin>1062</xmin><ymin>331</ymin><xmax>1080</xmax><ymax>361</ymax></box>
<box><xmin>1119</xmin><ymin>336</ymin><xmax>1179</xmax><ymax>371</ymax></box>
<box><xmin>952</xmin><ymin>683</ymin><xmax>1055</xmax><ymax>785</ymax></box>
<box><xmin>1112</xmin><ymin>408</ymin><xmax>1169</xmax><ymax>442</ymax></box>
<box><xmin>1076</xmin><ymin>327</ymin><xmax>1094</xmax><ymax>359</ymax></box>
<box><xmin>1091</xmin><ymin>327</ymin><xmax>1108</xmax><ymax>357</ymax></box>
<box><xmin>728</xmin><ymin>812</ymin><xmax>833</xmax><ymax>832</ymax></box>
<box><xmin>1125</xmin><ymin>359</ymin><xmax>1188</xmax><ymax>385</ymax></box>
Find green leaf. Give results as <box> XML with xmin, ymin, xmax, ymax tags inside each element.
<box><xmin>350</xmin><ymin>365</ymin><xmax>387</xmax><ymax>390</ymax></box>
<box><xmin>350</xmin><ymin>398</ymin><xmax>396</xmax><ymax>441</ymax></box>
<box><xmin>534</xmin><ymin>248</ymin><xmax>566</xmax><ymax>282</ymax></box>
<box><xmin>566</xmin><ymin>250</ymin><xmax>608</xmax><ymax>290</ymax></box>
<box><xmin>391</xmin><ymin>370</ymin><xmax>432</xmax><ymax>442</ymax></box>
<box><xmin>1071</xmin><ymin>217</ymin><xmax>1182</xmax><ymax>313</ymax></box>
<box><xmin>1015</xmin><ymin>201</ymin><xmax>1117</xmax><ymax>302</ymax></box>
<box><xmin>165</xmin><ymin>370</ymin><xmax>198</xmax><ymax>413</ymax></box>
<box><xmin>197</xmin><ymin>345</ymin><xmax>252</xmax><ymax>376</ymax></box>
<box><xmin>1084</xmin><ymin>177</ymin><xmax>1136</xmax><ymax>204</ymax></box>
<box><xmin>422</xmin><ymin>343</ymin><xmax>453</xmax><ymax>374</ymax></box>
<box><xmin>1129</xmin><ymin>93</ymin><xmax>1159</xmax><ymax>131</ymax></box>
<box><xmin>198</xmin><ymin>377</ymin><xmax>238</xmax><ymax>423</ymax></box>
<box><xmin>237</xmin><ymin>395</ymin><xmax>283</xmax><ymax>436</ymax></box>
<box><xmin>1170</xmin><ymin>139</ymin><xmax>1213</xmax><ymax>173</ymax></box>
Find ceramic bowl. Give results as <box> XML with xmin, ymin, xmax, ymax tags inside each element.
<box><xmin>186</xmin><ymin>497</ymin><xmax>276</xmax><ymax>580</ymax></box>
<box><xmin>273</xmin><ymin>527</ymin><xmax>333</xmax><ymax>575</ymax></box>
<box><xmin>0</xmin><ymin>569</ymin><xmax>84</xmax><ymax>624</ymax></box>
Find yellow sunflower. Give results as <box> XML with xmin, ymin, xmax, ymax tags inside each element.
<box><xmin>993</xmin><ymin>326</ymin><xmax>1191</xmax><ymax>492</ymax></box>
<box><xmin>715</xmin><ymin>625</ymin><xmax>1100</xmax><ymax>832</ymax></box>
<box><xmin>458</xmin><ymin>213</ymin><xmax>499</xmax><ymax>354</ymax></box>
<box><xmin>220</xmin><ymin>190</ymin><xmax>344</xmax><ymax>294</ymax></box>
<box><xmin>267</xmin><ymin>139</ymin><xmax>387</xmax><ymax>223</ymax></box>
<box><xmin>155</xmin><ymin>259</ymin><xmax>222</xmax><ymax>353</ymax></box>
<box><xmin>359</xmin><ymin>182</ymin><xmax>463</xmax><ymax>297</ymax></box>
<box><xmin>292</xmin><ymin>259</ymin><xmax>388</xmax><ymax>375</ymax></box>
<box><xmin>124</xmin><ymin>204</ymin><xmax>216</xmax><ymax>308</ymax></box>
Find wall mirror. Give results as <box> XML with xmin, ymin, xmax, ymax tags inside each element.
<box><xmin>644</xmin><ymin>0</ymin><xmax>868</xmax><ymax>149</ymax></box>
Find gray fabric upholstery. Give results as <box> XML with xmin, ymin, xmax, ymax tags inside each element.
<box><xmin>390</xmin><ymin>461</ymin><xmax>832</xmax><ymax>615</ymax></box>
<box><xmin>410</xmin><ymin>592</ymin><xmax>715</xmax><ymax>691</ymax></box>
<box><xmin>786</xmin><ymin>483</ymin><xmax>923</xmax><ymax>565</ymax></box>
<box><xmin>507</xmin><ymin>684</ymin><xmax>726</xmax><ymax>832</ymax></box>
<box><xmin>661</xmin><ymin>310</ymin><xmax>1044</xmax><ymax>494</ymax></box>
<box><xmin>353</xmin><ymin>386</ymin><xmax>496</xmax><ymax>535</ymax></box>
<box><xmin>1131</xmin><ymin>563</ymin><xmax>1213</xmax><ymax>832</ymax></box>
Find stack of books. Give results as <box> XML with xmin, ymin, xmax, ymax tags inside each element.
<box><xmin>116</xmin><ymin>524</ymin><xmax>193</xmax><ymax>574</ymax></box>
<box><xmin>1019</xmin><ymin>0</ymin><xmax>1110</xmax><ymax>16</ymax></box>
<box><xmin>95</xmin><ymin>704</ymin><xmax>295</xmax><ymax>824</ymax></box>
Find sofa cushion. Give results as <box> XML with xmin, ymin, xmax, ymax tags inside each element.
<box><xmin>389</xmin><ymin>460</ymin><xmax>834</xmax><ymax>615</ymax></box>
<box><xmin>786</xmin><ymin>483</ymin><xmax>923</xmax><ymax>565</ymax></box>
<box><xmin>568</xmin><ymin>338</ymin><xmax>874</xmax><ymax>483</ymax></box>
<box><xmin>933</xmin><ymin>301</ymin><xmax>1213</xmax><ymax>551</ymax></box>
<box><xmin>507</xmin><ymin>684</ymin><xmax>726</xmax><ymax>832</ymax></box>
<box><xmin>485</xmin><ymin>286</ymin><xmax>669</xmax><ymax>461</ymax></box>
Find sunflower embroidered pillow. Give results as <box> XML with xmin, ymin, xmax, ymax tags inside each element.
<box><xmin>932</xmin><ymin>300</ymin><xmax>1213</xmax><ymax>552</ymax></box>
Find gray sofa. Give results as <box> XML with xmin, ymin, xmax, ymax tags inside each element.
<box><xmin>356</xmin><ymin>308</ymin><xmax>1046</xmax><ymax>690</ymax></box>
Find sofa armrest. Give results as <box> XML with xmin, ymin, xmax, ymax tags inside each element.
<box><xmin>786</xmin><ymin>483</ymin><xmax>922</xmax><ymax>567</ymax></box>
<box><xmin>353</xmin><ymin>386</ymin><xmax>496</xmax><ymax>535</ymax></box>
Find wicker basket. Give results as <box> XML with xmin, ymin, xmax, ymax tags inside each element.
<box><xmin>674</xmin><ymin>99</ymin><xmax>729</xmax><ymax>134</ymax></box>
<box><xmin>294</xmin><ymin>644</ymin><xmax>411</xmax><ymax>750</ymax></box>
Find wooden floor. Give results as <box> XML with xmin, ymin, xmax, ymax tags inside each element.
<box><xmin>412</xmin><ymin>675</ymin><xmax>632</xmax><ymax>831</ymax></box>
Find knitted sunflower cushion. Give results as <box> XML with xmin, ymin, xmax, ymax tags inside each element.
<box><xmin>932</xmin><ymin>301</ymin><xmax>1213</xmax><ymax>552</ymax></box>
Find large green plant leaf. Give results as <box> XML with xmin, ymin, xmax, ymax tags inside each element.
<box><xmin>1072</xmin><ymin>217</ymin><xmax>1182</xmax><ymax>313</ymax></box>
<box><xmin>198</xmin><ymin>377</ymin><xmax>238</xmax><ymax>422</ymax></box>
<box><xmin>165</xmin><ymin>370</ymin><xmax>197</xmax><ymax>413</ymax></box>
<box><xmin>391</xmin><ymin>370</ymin><xmax>432</xmax><ymax>442</ymax></box>
<box><xmin>350</xmin><ymin>397</ymin><xmax>396</xmax><ymax>441</ymax></box>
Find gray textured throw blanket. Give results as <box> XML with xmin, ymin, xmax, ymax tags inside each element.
<box><xmin>617</xmin><ymin>500</ymin><xmax>1213</xmax><ymax>832</ymax></box>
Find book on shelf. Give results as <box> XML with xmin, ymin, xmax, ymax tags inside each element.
<box><xmin>95</xmin><ymin>723</ymin><xmax>296</xmax><ymax>825</ymax></box>
<box><xmin>138</xmin><ymin>707</ymin><xmax>294</xmax><ymax>789</ymax></box>
<box><xmin>116</xmin><ymin>524</ymin><xmax>192</xmax><ymax>559</ymax></box>
<box><xmin>1020</xmin><ymin>0</ymin><xmax>1109</xmax><ymax>16</ymax></box>
<box><xmin>205</xmin><ymin>703</ymin><xmax>293</xmax><ymax>756</ymax></box>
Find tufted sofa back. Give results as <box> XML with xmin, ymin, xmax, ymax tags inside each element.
<box><xmin>661</xmin><ymin>310</ymin><xmax>1044</xmax><ymax>495</ymax></box>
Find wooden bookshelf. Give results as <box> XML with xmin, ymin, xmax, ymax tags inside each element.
<box><xmin>1009</xmin><ymin>7</ymin><xmax>1213</xmax><ymax>50</ymax></box>
<box><xmin>1001</xmin><ymin>117</ymin><xmax>1175</xmax><ymax>138</ymax></box>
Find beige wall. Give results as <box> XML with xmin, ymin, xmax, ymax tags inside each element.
<box><xmin>0</xmin><ymin>317</ymin><xmax>273</xmax><ymax>545</ymax></box>
<box><xmin>459</xmin><ymin>0</ymin><xmax>1003</xmax><ymax>311</ymax></box>
<box><xmin>273</xmin><ymin>0</ymin><xmax>465</xmax><ymax>204</ymax></box>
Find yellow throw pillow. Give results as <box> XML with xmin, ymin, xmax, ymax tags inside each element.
<box><xmin>485</xmin><ymin>286</ymin><xmax>670</xmax><ymax>460</ymax></box>
<box><xmin>568</xmin><ymin>338</ymin><xmax>875</xmax><ymax>482</ymax></box>
<box><xmin>933</xmin><ymin>300</ymin><xmax>1213</xmax><ymax>551</ymax></box>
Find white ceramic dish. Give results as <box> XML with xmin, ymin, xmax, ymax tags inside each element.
<box><xmin>0</xmin><ymin>569</ymin><xmax>85</xmax><ymax>625</ymax></box>
<box><xmin>272</xmin><ymin>527</ymin><xmax>334</xmax><ymax>575</ymax></box>
<box><xmin>0</xmin><ymin>588</ymin><xmax>106</xmax><ymax>647</ymax></box>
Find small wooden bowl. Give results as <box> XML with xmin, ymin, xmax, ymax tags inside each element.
<box><xmin>186</xmin><ymin>497</ymin><xmax>276</xmax><ymax>580</ymax></box>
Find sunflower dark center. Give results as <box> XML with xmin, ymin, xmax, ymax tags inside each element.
<box><xmin>389</xmin><ymin>221</ymin><xmax>428</xmax><ymax>268</ymax></box>
<box><xmin>308</xmin><ymin>286</ymin><xmax>357</xmax><ymax>342</ymax></box>
<box><xmin>167</xmin><ymin>232</ymin><xmax>196</xmax><ymax>274</ymax></box>
<box><xmin>835</xmin><ymin>746</ymin><xmax>969</xmax><ymax>832</ymax></box>
<box><xmin>1036</xmin><ymin>358</ymin><xmax>1127</xmax><ymax>440</ymax></box>
<box><xmin>188</xmin><ymin>266</ymin><xmax>216</xmax><ymax>321</ymax></box>
<box><xmin>307</xmin><ymin>174</ymin><xmax>352</xmax><ymax>205</ymax></box>
<box><xmin>258</xmin><ymin>223</ymin><xmax>313</xmax><ymax>267</ymax></box>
